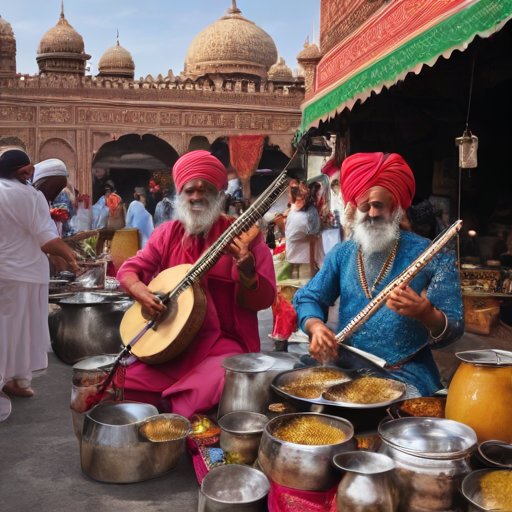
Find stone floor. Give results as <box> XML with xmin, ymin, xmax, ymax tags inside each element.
<box><xmin>0</xmin><ymin>308</ymin><xmax>510</xmax><ymax>512</ymax></box>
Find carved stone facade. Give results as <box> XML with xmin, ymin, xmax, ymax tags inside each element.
<box><xmin>0</xmin><ymin>2</ymin><xmax>305</xmax><ymax>197</ymax></box>
<box><xmin>0</xmin><ymin>81</ymin><xmax>302</xmax><ymax>195</ymax></box>
<box><xmin>320</xmin><ymin>0</ymin><xmax>387</xmax><ymax>54</ymax></box>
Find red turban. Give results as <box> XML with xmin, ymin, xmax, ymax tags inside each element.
<box><xmin>341</xmin><ymin>152</ymin><xmax>415</xmax><ymax>210</ymax></box>
<box><xmin>173</xmin><ymin>150</ymin><xmax>228</xmax><ymax>193</ymax></box>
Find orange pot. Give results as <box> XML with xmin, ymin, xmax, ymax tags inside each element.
<box><xmin>446</xmin><ymin>361</ymin><xmax>512</xmax><ymax>443</ymax></box>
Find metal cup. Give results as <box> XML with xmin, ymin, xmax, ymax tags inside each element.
<box><xmin>219</xmin><ymin>411</ymin><xmax>268</xmax><ymax>465</ymax></box>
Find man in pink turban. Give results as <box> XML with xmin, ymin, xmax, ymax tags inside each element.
<box><xmin>293</xmin><ymin>152</ymin><xmax>463</xmax><ymax>397</ymax></box>
<box><xmin>118</xmin><ymin>150</ymin><xmax>276</xmax><ymax>418</ymax></box>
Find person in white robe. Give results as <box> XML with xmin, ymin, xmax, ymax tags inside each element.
<box><xmin>126</xmin><ymin>187</ymin><xmax>154</xmax><ymax>248</ymax></box>
<box><xmin>0</xmin><ymin>148</ymin><xmax>79</xmax><ymax>421</ymax></box>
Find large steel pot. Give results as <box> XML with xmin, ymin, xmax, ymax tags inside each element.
<box><xmin>258</xmin><ymin>412</ymin><xmax>357</xmax><ymax>491</ymax></box>
<box><xmin>52</xmin><ymin>292</ymin><xmax>132</xmax><ymax>365</ymax></box>
<box><xmin>218</xmin><ymin>352</ymin><xmax>298</xmax><ymax>419</ymax></box>
<box><xmin>198</xmin><ymin>464</ymin><xmax>270</xmax><ymax>512</ymax></box>
<box><xmin>378</xmin><ymin>417</ymin><xmax>477</xmax><ymax>512</ymax></box>
<box><xmin>80</xmin><ymin>402</ymin><xmax>191</xmax><ymax>483</ymax></box>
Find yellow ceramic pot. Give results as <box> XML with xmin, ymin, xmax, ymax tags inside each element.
<box><xmin>446</xmin><ymin>360</ymin><xmax>512</xmax><ymax>443</ymax></box>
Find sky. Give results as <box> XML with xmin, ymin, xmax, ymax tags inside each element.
<box><xmin>2</xmin><ymin>0</ymin><xmax>320</xmax><ymax>77</ymax></box>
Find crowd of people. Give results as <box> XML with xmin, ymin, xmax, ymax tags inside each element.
<box><xmin>0</xmin><ymin>142</ymin><xmax>465</xmax><ymax>423</ymax></box>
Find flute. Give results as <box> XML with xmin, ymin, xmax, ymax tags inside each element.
<box><xmin>336</xmin><ymin>220</ymin><xmax>463</xmax><ymax>345</ymax></box>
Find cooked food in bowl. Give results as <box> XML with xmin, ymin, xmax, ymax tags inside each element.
<box><xmin>272</xmin><ymin>415</ymin><xmax>346</xmax><ymax>446</ymax></box>
<box><xmin>279</xmin><ymin>367</ymin><xmax>351</xmax><ymax>399</ymax></box>
<box><xmin>323</xmin><ymin>377</ymin><xmax>405</xmax><ymax>405</ymax></box>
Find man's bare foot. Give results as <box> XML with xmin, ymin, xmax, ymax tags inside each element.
<box><xmin>3</xmin><ymin>380</ymin><xmax>34</xmax><ymax>398</ymax></box>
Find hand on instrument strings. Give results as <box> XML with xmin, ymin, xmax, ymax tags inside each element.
<box><xmin>228</xmin><ymin>225</ymin><xmax>260</xmax><ymax>275</ymax></box>
<box><xmin>387</xmin><ymin>285</ymin><xmax>432</xmax><ymax>320</ymax></box>
<box><xmin>130</xmin><ymin>281</ymin><xmax>166</xmax><ymax>317</ymax></box>
<box><xmin>306</xmin><ymin>318</ymin><xmax>338</xmax><ymax>364</ymax></box>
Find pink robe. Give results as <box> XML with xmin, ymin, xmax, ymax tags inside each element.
<box><xmin>117</xmin><ymin>216</ymin><xmax>276</xmax><ymax>418</ymax></box>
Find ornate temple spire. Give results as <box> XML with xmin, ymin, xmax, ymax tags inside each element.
<box><xmin>228</xmin><ymin>0</ymin><xmax>242</xmax><ymax>15</ymax></box>
<box><xmin>61</xmin><ymin>0</ymin><xmax>65</xmax><ymax>19</ymax></box>
<box><xmin>117</xmin><ymin>28</ymin><xmax>120</xmax><ymax>46</ymax></box>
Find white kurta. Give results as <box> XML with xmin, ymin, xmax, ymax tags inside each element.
<box><xmin>126</xmin><ymin>200</ymin><xmax>154</xmax><ymax>248</ymax></box>
<box><xmin>0</xmin><ymin>178</ymin><xmax>58</xmax><ymax>389</ymax></box>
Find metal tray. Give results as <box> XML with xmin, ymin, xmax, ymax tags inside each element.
<box><xmin>272</xmin><ymin>367</ymin><xmax>407</xmax><ymax>411</ymax></box>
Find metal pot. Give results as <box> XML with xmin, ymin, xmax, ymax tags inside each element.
<box><xmin>258</xmin><ymin>412</ymin><xmax>357</xmax><ymax>491</ymax></box>
<box><xmin>198</xmin><ymin>464</ymin><xmax>270</xmax><ymax>512</ymax></box>
<box><xmin>80</xmin><ymin>402</ymin><xmax>191</xmax><ymax>483</ymax></box>
<box><xmin>378</xmin><ymin>417</ymin><xmax>477</xmax><ymax>512</ymax></box>
<box><xmin>218</xmin><ymin>352</ymin><xmax>298</xmax><ymax>419</ymax></box>
<box><xmin>52</xmin><ymin>292</ymin><xmax>133</xmax><ymax>365</ymax></box>
<box><xmin>446</xmin><ymin>350</ymin><xmax>512</xmax><ymax>443</ymax></box>
<box><xmin>70</xmin><ymin>355</ymin><xmax>121</xmax><ymax>440</ymax></box>
<box><xmin>334</xmin><ymin>452</ymin><xmax>398</xmax><ymax>512</ymax></box>
<box><xmin>219</xmin><ymin>411</ymin><xmax>269</xmax><ymax>465</ymax></box>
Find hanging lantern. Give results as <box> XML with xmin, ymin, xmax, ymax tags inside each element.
<box><xmin>455</xmin><ymin>129</ymin><xmax>478</xmax><ymax>169</ymax></box>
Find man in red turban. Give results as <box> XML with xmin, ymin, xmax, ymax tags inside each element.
<box><xmin>293</xmin><ymin>152</ymin><xmax>463</xmax><ymax>397</ymax></box>
<box><xmin>117</xmin><ymin>150</ymin><xmax>276</xmax><ymax>418</ymax></box>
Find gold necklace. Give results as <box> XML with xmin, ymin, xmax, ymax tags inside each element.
<box><xmin>358</xmin><ymin>240</ymin><xmax>399</xmax><ymax>300</ymax></box>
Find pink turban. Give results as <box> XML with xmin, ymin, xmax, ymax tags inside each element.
<box><xmin>173</xmin><ymin>150</ymin><xmax>228</xmax><ymax>193</ymax></box>
<box><xmin>341</xmin><ymin>152</ymin><xmax>415</xmax><ymax>210</ymax></box>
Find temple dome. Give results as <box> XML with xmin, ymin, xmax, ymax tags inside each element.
<box><xmin>0</xmin><ymin>15</ymin><xmax>16</xmax><ymax>78</ymax></box>
<box><xmin>38</xmin><ymin>8</ymin><xmax>85</xmax><ymax>54</ymax></box>
<box><xmin>297</xmin><ymin>38</ymin><xmax>322</xmax><ymax>62</ymax></box>
<box><xmin>36</xmin><ymin>5</ymin><xmax>90</xmax><ymax>76</ymax></box>
<box><xmin>98</xmin><ymin>41</ymin><xmax>135</xmax><ymax>79</ymax></box>
<box><xmin>184</xmin><ymin>1</ymin><xmax>278</xmax><ymax>81</ymax></box>
<box><xmin>0</xmin><ymin>15</ymin><xmax>14</xmax><ymax>38</ymax></box>
<box><xmin>268</xmin><ymin>57</ymin><xmax>293</xmax><ymax>81</ymax></box>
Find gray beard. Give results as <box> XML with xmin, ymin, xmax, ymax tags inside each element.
<box><xmin>350</xmin><ymin>206</ymin><xmax>403</xmax><ymax>255</ymax></box>
<box><xmin>174</xmin><ymin>190</ymin><xmax>226</xmax><ymax>237</ymax></box>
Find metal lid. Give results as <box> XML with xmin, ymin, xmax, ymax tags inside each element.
<box><xmin>73</xmin><ymin>355</ymin><xmax>117</xmax><ymax>371</ymax></box>
<box><xmin>379</xmin><ymin>417</ymin><xmax>477</xmax><ymax>459</ymax></box>
<box><xmin>456</xmin><ymin>349</ymin><xmax>512</xmax><ymax>367</ymax></box>
<box><xmin>260</xmin><ymin>351</ymin><xmax>299</xmax><ymax>371</ymax></box>
<box><xmin>221</xmin><ymin>353</ymin><xmax>275</xmax><ymax>373</ymax></box>
<box><xmin>58</xmin><ymin>292</ymin><xmax>116</xmax><ymax>305</ymax></box>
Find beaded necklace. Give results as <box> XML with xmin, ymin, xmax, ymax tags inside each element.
<box><xmin>357</xmin><ymin>240</ymin><xmax>399</xmax><ymax>300</ymax></box>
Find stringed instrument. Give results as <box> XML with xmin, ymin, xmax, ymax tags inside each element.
<box><xmin>119</xmin><ymin>162</ymin><xmax>293</xmax><ymax>365</ymax></box>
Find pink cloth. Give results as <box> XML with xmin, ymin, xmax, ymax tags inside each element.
<box><xmin>117</xmin><ymin>216</ymin><xmax>276</xmax><ymax>418</ymax></box>
<box><xmin>341</xmin><ymin>152</ymin><xmax>415</xmax><ymax>210</ymax></box>
<box><xmin>173</xmin><ymin>150</ymin><xmax>228</xmax><ymax>192</ymax></box>
<box><xmin>268</xmin><ymin>481</ymin><xmax>338</xmax><ymax>512</ymax></box>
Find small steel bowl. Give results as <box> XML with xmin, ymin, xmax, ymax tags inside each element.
<box><xmin>258</xmin><ymin>412</ymin><xmax>357</xmax><ymax>491</ymax></box>
<box><xmin>199</xmin><ymin>464</ymin><xmax>270</xmax><ymax>512</ymax></box>
<box><xmin>462</xmin><ymin>469</ymin><xmax>512</xmax><ymax>511</ymax></box>
<box><xmin>477</xmin><ymin>440</ymin><xmax>512</xmax><ymax>469</ymax></box>
<box><xmin>219</xmin><ymin>411</ymin><xmax>268</xmax><ymax>465</ymax></box>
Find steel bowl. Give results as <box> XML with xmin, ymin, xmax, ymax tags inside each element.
<box><xmin>219</xmin><ymin>411</ymin><xmax>269</xmax><ymax>465</ymax></box>
<box><xmin>462</xmin><ymin>469</ymin><xmax>512</xmax><ymax>511</ymax></box>
<box><xmin>477</xmin><ymin>440</ymin><xmax>512</xmax><ymax>469</ymax></box>
<box><xmin>258</xmin><ymin>412</ymin><xmax>357</xmax><ymax>491</ymax></box>
<box><xmin>386</xmin><ymin>397</ymin><xmax>446</xmax><ymax>420</ymax></box>
<box><xmin>80</xmin><ymin>402</ymin><xmax>190</xmax><ymax>483</ymax></box>
<box><xmin>199</xmin><ymin>464</ymin><xmax>270</xmax><ymax>512</ymax></box>
<box><xmin>272</xmin><ymin>367</ymin><xmax>410</xmax><ymax>430</ymax></box>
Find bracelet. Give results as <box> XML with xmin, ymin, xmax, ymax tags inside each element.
<box><xmin>429</xmin><ymin>309</ymin><xmax>448</xmax><ymax>342</ymax></box>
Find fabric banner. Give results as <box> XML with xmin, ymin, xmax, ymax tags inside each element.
<box><xmin>229</xmin><ymin>135</ymin><xmax>265</xmax><ymax>179</ymax></box>
<box><xmin>301</xmin><ymin>0</ymin><xmax>512</xmax><ymax>131</ymax></box>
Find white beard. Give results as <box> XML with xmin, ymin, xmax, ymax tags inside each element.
<box><xmin>174</xmin><ymin>190</ymin><xmax>226</xmax><ymax>237</ymax></box>
<box><xmin>350</xmin><ymin>206</ymin><xmax>403</xmax><ymax>255</ymax></box>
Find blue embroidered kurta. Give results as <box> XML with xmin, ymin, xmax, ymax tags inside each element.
<box><xmin>293</xmin><ymin>231</ymin><xmax>464</xmax><ymax>396</ymax></box>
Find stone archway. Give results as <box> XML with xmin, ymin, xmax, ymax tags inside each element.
<box><xmin>0</xmin><ymin>136</ymin><xmax>27</xmax><ymax>151</ymax></box>
<box><xmin>91</xmin><ymin>133</ymin><xmax>180</xmax><ymax>212</ymax></box>
<box><xmin>39</xmin><ymin>138</ymin><xmax>77</xmax><ymax>185</ymax></box>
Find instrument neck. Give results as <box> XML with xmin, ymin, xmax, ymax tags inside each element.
<box><xmin>165</xmin><ymin>170</ymin><xmax>289</xmax><ymax>303</ymax></box>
